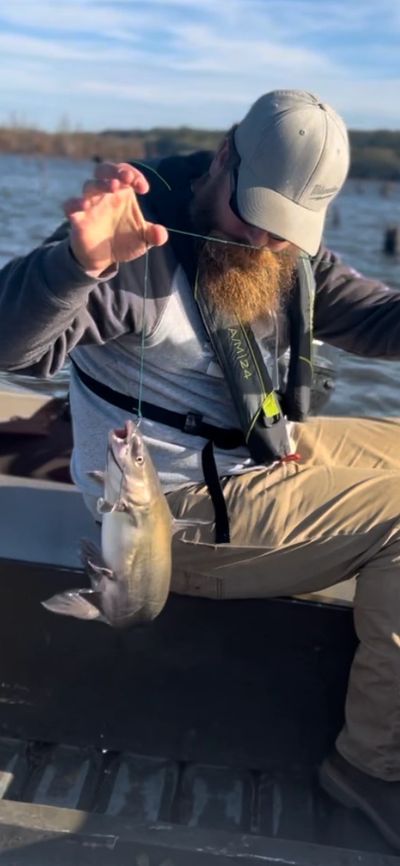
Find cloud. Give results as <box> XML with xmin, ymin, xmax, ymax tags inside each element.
<box><xmin>0</xmin><ymin>0</ymin><xmax>398</xmax><ymax>130</ymax></box>
<box><xmin>0</xmin><ymin>32</ymin><xmax>140</xmax><ymax>62</ymax></box>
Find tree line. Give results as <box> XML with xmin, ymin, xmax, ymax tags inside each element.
<box><xmin>0</xmin><ymin>125</ymin><xmax>399</xmax><ymax>179</ymax></box>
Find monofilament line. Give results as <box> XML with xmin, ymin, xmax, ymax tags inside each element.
<box><xmin>165</xmin><ymin>226</ymin><xmax>308</xmax><ymax>258</ymax></box>
<box><xmin>135</xmin><ymin>225</ymin><xmax>307</xmax><ymax>423</ymax></box>
<box><xmin>136</xmin><ymin>242</ymin><xmax>150</xmax><ymax>423</ymax></box>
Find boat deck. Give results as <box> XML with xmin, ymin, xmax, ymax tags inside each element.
<box><xmin>0</xmin><ymin>477</ymin><xmax>397</xmax><ymax>863</ymax></box>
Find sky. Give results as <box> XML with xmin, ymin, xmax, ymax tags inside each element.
<box><xmin>0</xmin><ymin>0</ymin><xmax>399</xmax><ymax>132</ymax></box>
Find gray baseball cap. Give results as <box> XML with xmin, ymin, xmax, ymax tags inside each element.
<box><xmin>234</xmin><ymin>90</ymin><xmax>350</xmax><ymax>256</ymax></box>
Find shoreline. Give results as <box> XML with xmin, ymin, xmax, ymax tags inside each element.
<box><xmin>0</xmin><ymin>127</ymin><xmax>399</xmax><ymax>180</ymax></box>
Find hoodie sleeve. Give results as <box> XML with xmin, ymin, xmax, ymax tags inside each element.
<box><xmin>0</xmin><ymin>222</ymin><xmax>148</xmax><ymax>376</ymax></box>
<box><xmin>313</xmin><ymin>245</ymin><xmax>400</xmax><ymax>358</ymax></box>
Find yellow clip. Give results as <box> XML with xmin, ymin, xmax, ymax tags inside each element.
<box><xmin>262</xmin><ymin>392</ymin><xmax>281</xmax><ymax>419</ymax></box>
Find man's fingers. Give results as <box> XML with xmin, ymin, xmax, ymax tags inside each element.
<box><xmin>82</xmin><ymin>179</ymin><xmax>118</xmax><ymax>196</ymax></box>
<box><xmin>143</xmin><ymin>223</ymin><xmax>169</xmax><ymax>248</ymax></box>
<box><xmin>63</xmin><ymin>197</ymin><xmax>91</xmax><ymax>218</ymax></box>
<box><xmin>95</xmin><ymin>161</ymin><xmax>132</xmax><ymax>183</ymax></box>
<box><xmin>94</xmin><ymin>162</ymin><xmax>149</xmax><ymax>194</ymax></box>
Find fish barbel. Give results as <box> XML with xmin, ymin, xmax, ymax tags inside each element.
<box><xmin>43</xmin><ymin>419</ymin><xmax>188</xmax><ymax>628</ymax></box>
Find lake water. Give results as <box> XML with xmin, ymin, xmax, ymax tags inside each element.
<box><xmin>0</xmin><ymin>153</ymin><xmax>399</xmax><ymax>416</ymax></box>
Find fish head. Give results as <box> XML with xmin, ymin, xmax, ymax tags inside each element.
<box><xmin>106</xmin><ymin>419</ymin><xmax>160</xmax><ymax>507</ymax></box>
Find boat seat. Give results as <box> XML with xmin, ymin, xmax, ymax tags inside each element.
<box><xmin>0</xmin><ymin>474</ymin><xmax>356</xmax><ymax>606</ymax></box>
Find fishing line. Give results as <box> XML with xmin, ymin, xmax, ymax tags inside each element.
<box><xmin>136</xmin><ymin>240</ymin><xmax>150</xmax><ymax>423</ymax></box>
<box><xmin>136</xmin><ymin>225</ymin><xmax>307</xmax><ymax>423</ymax></box>
<box><xmin>136</xmin><ymin>228</ymin><xmax>260</xmax><ymax>423</ymax></box>
<box><xmin>165</xmin><ymin>226</ymin><xmax>262</xmax><ymax>250</ymax></box>
<box><xmin>165</xmin><ymin>225</ymin><xmax>307</xmax><ymax>257</ymax></box>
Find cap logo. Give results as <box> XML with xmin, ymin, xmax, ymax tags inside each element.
<box><xmin>310</xmin><ymin>183</ymin><xmax>339</xmax><ymax>199</ymax></box>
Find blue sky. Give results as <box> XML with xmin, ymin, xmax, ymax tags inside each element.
<box><xmin>0</xmin><ymin>0</ymin><xmax>399</xmax><ymax>132</ymax></box>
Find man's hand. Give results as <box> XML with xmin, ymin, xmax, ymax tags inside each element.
<box><xmin>64</xmin><ymin>163</ymin><xmax>168</xmax><ymax>277</ymax></box>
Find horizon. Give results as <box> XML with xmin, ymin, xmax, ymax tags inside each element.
<box><xmin>1</xmin><ymin>122</ymin><xmax>400</xmax><ymax>136</ymax></box>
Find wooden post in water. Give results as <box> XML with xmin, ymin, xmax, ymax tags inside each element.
<box><xmin>383</xmin><ymin>225</ymin><xmax>400</xmax><ymax>256</ymax></box>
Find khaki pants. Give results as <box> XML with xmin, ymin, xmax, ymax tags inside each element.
<box><xmin>166</xmin><ymin>417</ymin><xmax>400</xmax><ymax>781</ymax></box>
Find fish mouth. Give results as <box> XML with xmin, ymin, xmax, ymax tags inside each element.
<box><xmin>109</xmin><ymin>420</ymin><xmax>144</xmax><ymax>467</ymax></box>
<box><xmin>110</xmin><ymin>419</ymin><xmax>137</xmax><ymax>445</ymax></box>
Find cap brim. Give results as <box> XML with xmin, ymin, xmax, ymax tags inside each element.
<box><xmin>236</xmin><ymin>171</ymin><xmax>324</xmax><ymax>257</ymax></box>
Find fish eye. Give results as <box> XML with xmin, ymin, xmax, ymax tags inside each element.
<box><xmin>136</xmin><ymin>455</ymin><xmax>144</xmax><ymax>465</ymax></box>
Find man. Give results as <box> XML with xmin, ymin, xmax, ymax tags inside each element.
<box><xmin>0</xmin><ymin>90</ymin><xmax>399</xmax><ymax>849</ymax></box>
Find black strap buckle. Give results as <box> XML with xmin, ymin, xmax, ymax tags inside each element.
<box><xmin>183</xmin><ymin>412</ymin><xmax>203</xmax><ymax>435</ymax></box>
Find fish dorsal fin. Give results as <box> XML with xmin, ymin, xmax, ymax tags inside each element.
<box><xmin>80</xmin><ymin>538</ymin><xmax>114</xmax><ymax>587</ymax></box>
<box><xmin>81</xmin><ymin>537</ymin><xmax>105</xmax><ymax>567</ymax></box>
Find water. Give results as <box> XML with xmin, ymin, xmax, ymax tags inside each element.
<box><xmin>0</xmin><ymin>153</ymin><xmax>399</xmax><ymax>415</ymax></box>
<box><xmin>322</xmin><ymin>178</ymin><xmax>400</xmax><ymax>417</ymax></box>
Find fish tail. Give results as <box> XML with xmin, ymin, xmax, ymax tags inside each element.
<box><xmin>42</xmin><ymin>590</ymin><xmax>107</xmax><ymax>623</ymax></box>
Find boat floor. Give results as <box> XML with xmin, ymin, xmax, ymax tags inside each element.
<box><xmin>0</xmin><ymin>559</ymin><xmax>398</xmax><ymax>863</ymax></box>
<box><xmin>0</xmin><ymin>471</ymin><xmax>395</xmax><ymax>863</ymax></box>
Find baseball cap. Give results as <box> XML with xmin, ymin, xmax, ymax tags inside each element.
<box><xmin>233</xmin><ymin>90</ymin><xmax>350</xmax><ymax>256</ymax></box>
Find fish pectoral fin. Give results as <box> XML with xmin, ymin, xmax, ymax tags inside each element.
<box><xmin>96</xmin><ymin>497</ymin><xmax>115</xmax><ymax>515</ymax></box>
<box><xmin>114</xmin><ymin>499</ymin><xmax>130</xmax><ymax>513</ymax></box>
<box><xmin>42</xmin><ymin>589</ymin><xmax>107</xmax><ymax>622</ymax></box>
<box><xmin>96</xmin><ymin>497</ymin><xmax>129</xmax><ymax>515</ymax></box>
<box><xmin>86</xmin><ymin>470</ymin><xmax>105</xmax><ymax>485</ymax></box>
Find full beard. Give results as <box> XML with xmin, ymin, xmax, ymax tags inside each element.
<box><xmin>197</xmin><ymin>239</ymin><xmax>298</xmax><ymax>324</ymax></box>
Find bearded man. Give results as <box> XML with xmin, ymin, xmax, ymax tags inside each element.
<box><xmin>1</xmin><ymin>90</ymin><xmax>400</xmax><ymax>850</ymax></box>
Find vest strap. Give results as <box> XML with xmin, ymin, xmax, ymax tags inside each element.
<box><xmin>70</xmin><ymin>359</ymin><xmax>245</xmax><ymax>450</ymax></box>
<box><xmin>201</xmin><ymin>441</ymin><xmax>230</xmax><ymax>544</ymax></box>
